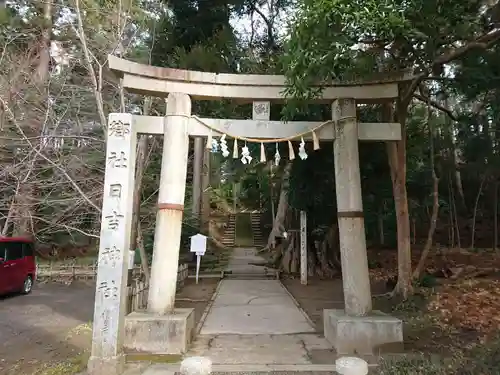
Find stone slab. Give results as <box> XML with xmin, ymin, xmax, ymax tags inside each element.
<box><xmin>186</xmin><ymin>334</ymin><xmax>313</xmax><ymax>364</ymax></box>
<box><xmin>200</xmin><ymin>280</ymin><xmax>314</xmax><ymax>335</ymax></box>
<box><xmin>124</xmin><ymin>309</ymin><xmax>195</xmax><ymax>354</ymax></box>
<box><xmin>142</xmin><ymin>364</ymin><xmax>349</xmax><ymax>374</ymax></box>
<box><xmin>225</xmin><ymin>248</ymin><xmax>269</xmax><ymax>274</ymax></box>
<box><xmin>323</xmin><ymin>309</ymin><xmax>403</xmax><ymax>355</ymax></box>
<box><xmin>202</xmin><ymin>305</ymin><xmax>314</xmax><ymax>335</ymax></box>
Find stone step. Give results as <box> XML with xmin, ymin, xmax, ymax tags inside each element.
<box><xmin>223</xmin><ymin>275</ymin><xmax>277</xmax><ymax>280</ymax></box>
<box><xmin>138</xmin><ymin>364</ymin><xmax>348</xmax><ymax>374</ymax></box>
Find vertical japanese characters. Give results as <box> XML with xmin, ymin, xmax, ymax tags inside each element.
<box><xmin>90</xmin><ymin>114</ymin><xmax>136</xmax><ymax>359</ymax></box>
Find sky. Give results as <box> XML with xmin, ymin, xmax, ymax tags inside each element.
<box><xmin>230</xmin><ymin>2</ymin><xmax>293</xmax><ymax>45</ymax></box>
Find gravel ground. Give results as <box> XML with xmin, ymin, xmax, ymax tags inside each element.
<box><xmin>0</xmin><ymin>281</ymin><xmax>95</xmax><ymax>375</ymax></box>
<box><xmin>0</xmin><ymin>278</ymin><xmax>219</xmax><ymax>375</ymax></box>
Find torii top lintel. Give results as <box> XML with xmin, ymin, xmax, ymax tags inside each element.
<box><xmin>108</xmin><ymin>55</ymin><xmax>414</xmax><ymax>103</ymax></box>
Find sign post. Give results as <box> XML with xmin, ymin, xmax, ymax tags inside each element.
<box><xmin>190</xmin><ymin>234</ymin><xmax>207</xmax><ymax>284</ymax></box>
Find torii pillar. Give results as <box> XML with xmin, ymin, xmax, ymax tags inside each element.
<box><xmin>323</xmin><ymin>98</ymin><xmax>403</xmax><ymax>355</ymax></box>
<box><xmin>122</xmin><ymin>93</ymin><xmax>195</xmax><ymax>355</ymax></box>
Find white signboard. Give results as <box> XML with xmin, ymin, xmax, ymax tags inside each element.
<box><xmin>190</xmin><ymin>233</ymin><xmax>207</xmax><ymax>255</ymax></box>
<box><xmin>190</xmin><ymin>233</ymin><xmax>207</xmax><ymax>284</ymax></box>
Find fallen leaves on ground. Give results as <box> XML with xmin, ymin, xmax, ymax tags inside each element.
<box><xmin>368</xmin><ymin>248</ymin><xmax>500</xmax><ymax>341</ymax></box>
<box><xmin>427</xmin><ymin>280</ymin><xmax>500</xmax><ymax>337</ymax></box>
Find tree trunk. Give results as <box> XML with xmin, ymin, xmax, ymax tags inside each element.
<box><xmin>266</xmin><ymin>162</ymin><xmax>292</xmax><ymax>249</ymax></box>
<box><xmin>471</xmin><ymin>175</ymin><xmax>486</xmax><ymax>249</ymax></box>
<box><xmin>448</xmin><ymin>178</ymin><xmax>455</xmax><ymax>247</ymax></box>
<box><xmin>128</xmin><ymin>98</ymin><xmax>152</xmax><ymax>282</ymax></box>
<box><xmin>378</xmin><ymin>206</ymin><xmax>385</xmax><ymax>246</ymax></box>
<box><xmin>494</xmin><ymin>180</ymin><xmax>498</xmax><ymax>252</ymax></box>
<box><xmin>451</xmin><ymin>181</ymin><xmax>462</xmax><ymax>248</ymax></box>
<box><xmin>385</xmin><ymin>103</ymin><xmax>413</xmax><ymax>299</ymax></box>
<box><xmin>14</xmin><ymin>0</ymin><xmax>53</xmax><ymax>236</ymax></box>
<box><xmin>413</xmin><ymin>104</ymin><xmax>439</xmax><ymax>280</ymax></box>
<box><xmin>444</xmin><ymin>97</ymin><xmax>466</xmax><ymax>208</ymax></box>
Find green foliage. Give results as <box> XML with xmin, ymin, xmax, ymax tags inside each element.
<box><xmin>376</xmin><ymin>356</ymin><xmax>455</xmax><ymax>375</ymax></box>
<box><xmin>416</xmin><ymin>273</ymin><xmax>438</xmax><ymax>288</ymax></box>
<box><xmin>282</xmin><ymin>0</ymin><xmax>493</xmax><ymax>117</ymax></box>
<box><xmin>5</xmin><ymin>0</ymin><xmax>500</xmax><ymax>254</ymax></box>
<box><xmin>375</xmin><ymin>336</ymin><xmax>500</xmax><ymax>374</ymax></box>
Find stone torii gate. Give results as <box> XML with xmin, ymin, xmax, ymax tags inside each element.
<box><xmin>87</xmin><ymin>55</ymin><xmax>410</xmax><ymax>375</ymax></box>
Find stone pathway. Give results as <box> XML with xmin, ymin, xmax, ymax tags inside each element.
<box><xmin>132</xmin><ymin>248</ymin><xmax>336</xmax><ymax>375</ymax></box>
<box><xmin>200</xmin><ymin>279</ymin><xmax>314</xmax><ymax>335</ymax></box>
<box><xmin>185</xmin><ymin>248</ymin><xmax>332</xmax><ymax>365</ymax></box>
<box><xmin>225</xmin><ymin>247</ymin><xmax>270</xmax><ymax>274</ymax></box>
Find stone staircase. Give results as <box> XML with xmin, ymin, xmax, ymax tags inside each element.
<box><xmin>220</xmin><ymin>214</ymin><xmax>236</xmax><ymax>247</ymax></box>
<box><xmin>251</xmin><ymin>212</ymin><xmax>265</xmax><ymax>248</ymax></box>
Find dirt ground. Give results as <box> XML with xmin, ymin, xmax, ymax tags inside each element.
<box><xmin>174</xmin><ymin>278</ymin><xmax>219</xmax><ymax>328</ymax></box>
<box><xmin>0</xmin><ymin>278</ymin><xmax>219</xmax><ymax>375</ymax></box>
<box><xmin>282</xmin><ymin>277</ymin><xmax>387</xmax><ymax>332</ymax></box>
<box><xmin>283</xmin><ymin>248</ymin><xmax>500</xmax><ymax>356</ymax></box>
<box><xmin>0</xmin><ymin>281</ymin><xmax>95</xmax><ymax>375</ymax></box>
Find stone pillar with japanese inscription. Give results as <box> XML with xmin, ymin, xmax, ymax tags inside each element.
<box><xmin>88</xmin><ymin>113</ymin><xmax>137</xmax><ymax>375</ymax></box>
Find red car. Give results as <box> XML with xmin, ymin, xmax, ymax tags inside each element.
<box><xmin>0</xmin><ymin>237</ymin><xmax>37</xmax><ymax>295</ymax></box>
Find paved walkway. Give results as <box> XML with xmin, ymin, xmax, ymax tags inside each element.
<box><xmin>184</xmin><ymin>248</ymin><xmax>332</xmax><ymax>365</ymax></box>
<box><xmin>225</xmin><ymin>247</ymin><xmax>270</xmax><ymax>274</ymax></box>
<box><xmin>202</xmin><ymin>248</ymin><xmax>314</xmax><ymax>335</ymax></box>
<box><xmin>131</xmin><ymin>247</ymin><xmax>335</xmax><ymax>373</ymax></box>
<box><xmin>201</xmin><ymin>279</ymin><xmax>315</xmax><ymax>335</ymax></box>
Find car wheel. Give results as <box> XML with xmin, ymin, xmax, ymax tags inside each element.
<box><xmin>22</xmin><ymin>276</ymin><xmax>33</xmax><ymax>294</ymax></box>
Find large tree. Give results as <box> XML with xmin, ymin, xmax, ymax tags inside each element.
<box><xmin>283</xmin><ymin>0</ymin><xmax>500</xmax><ymax>298</ymax></box>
